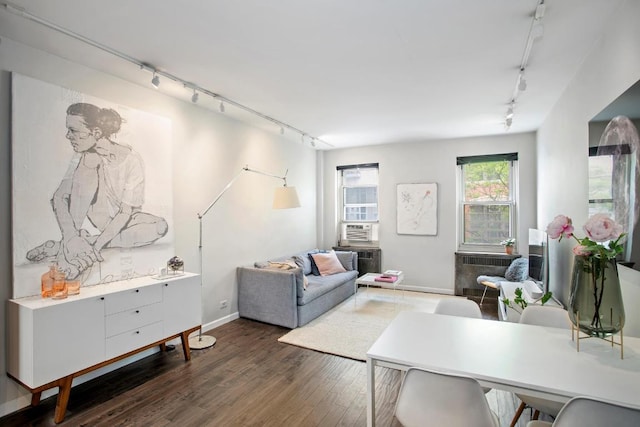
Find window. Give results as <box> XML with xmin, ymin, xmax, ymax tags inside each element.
<box><xmin>337</xmin><ymin>163</ymin><xmax>379</xmax><ymax>222</ymax></box>
<box><xmin>457</xmin><ymin>153</ymin><xmax>518</xmax><ymax>252</ymax></box>
<box><xmin>588</xmin><ymin>144</ymin><xmax>633</xmax><ymax>221</ymax></box>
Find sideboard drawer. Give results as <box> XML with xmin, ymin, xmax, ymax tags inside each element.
<box><xmin>105</xmin><ymin>302</ymin><xmax>163</xmax><ymax>338</ymax></box>
<box><xmin>105</xmin><ymin>321</ymin><xmax>163</xmax><ymax>359</ymax></box>
<box><xmin>104</xmin><ymin>284</ymin><xmax>162</xmax><ymax>315</ymax></box>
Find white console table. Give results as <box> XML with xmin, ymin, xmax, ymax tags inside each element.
<box><xmin>6</xmin><ymin>272</ymin><xmax>202</xmax><ymax>424</ymax></box>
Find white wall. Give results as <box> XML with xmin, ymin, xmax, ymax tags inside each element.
<box><xmin>0</xmin><ymin>36</ymin><xmax>317</xmax><ymax>416</ymax></box>
<box><xmin>538</xmin><ymin>0</ymin><xmax>640</xmax><ymax>337</ymax></box>
<box><xmin>321</xmin><ymin>132</ymin><xmax>537</xmax><ymax>294</ymax></box>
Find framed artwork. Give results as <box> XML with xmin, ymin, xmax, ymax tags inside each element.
<box><xmin>11</xmin><ymin>73</ymin><xmax>174</xmax><ymax>298</ymax></box>
<box><xmin>397</xmin><ymin>183</ymin><xmax>438</xmax><ymax>235</ymax></box>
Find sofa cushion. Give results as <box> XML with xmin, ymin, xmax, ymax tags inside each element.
<box><xmin>300</xmin><ymin>270</ymin><xmax>358</xmax><ymax>305</ymax></box>
<box><xmin>293</xmin><ymin>249</ymin><xmax>318</xmax><ymax>275</ymax></box>
<box><xmin>335</xmin><ymin>251</ymin><xmax>355</xmax><ymax>271</ymax></box>
<box><xmin>505</xmin><ymin>258</ymin><xmax>529</xmax><ymax>282</ymax></box>
<box><xmin>310</xmin><ymin>251</ymin><xmax>347</xmax><ymax>276</ymax></box>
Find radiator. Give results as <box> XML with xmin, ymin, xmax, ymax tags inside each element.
<box><xmin>454</xmin><ymin>252</ymin><xmax>520</xmax><ymax>296</ymax></box>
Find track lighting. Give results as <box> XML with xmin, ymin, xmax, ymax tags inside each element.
<box><xmin>504</xmin><ymin>0</ymin><xmax>546</xmax><ymax>131</ymax></box>
<box><xmin>311</xmin><ymin>138</ymin><xmax>316</xmax><ymax>147</ymax></box>
<box><xmin>506</xmin><ymin>105</ymin><xmax>514</xmax><ymax>120</ymax></box>
<box><xmin>2</xmin><ymin>4</ymin><xmax>333</xmax><ymax>148</ymax></box>
<box><xmin>518</xmin><ymin>70</ymin><xmax>527</xmax><ymax>91</ymax></box>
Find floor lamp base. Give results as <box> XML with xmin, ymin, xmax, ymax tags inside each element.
<box><xmin>189</xmin><ymin>334</ymin><xmax>216</xmax><ymax>350</ymax></box>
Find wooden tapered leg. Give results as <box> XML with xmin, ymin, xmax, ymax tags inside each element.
<box><xmin>31</xmin><ymin>391</ymin><xmax>42</xmax><ymax>406</ymax></box>
<box><xmin>180</xmin><ymin>330</ymin><xmax>192</xmax><ymax>361</ymax></box>
<box><xmin>53</xmin><ymin>376</ymin><xmax>73</xmax><ymax>424</ymax></box>
<box><xmin>510</xmin><ymin>401</ymin><xmax>526</xmax><ymax>427</ymax></box>
<box><xmin>533</xmin><ymin>409</ymin><xmax>540</xmax><ymax>420</ymax></box>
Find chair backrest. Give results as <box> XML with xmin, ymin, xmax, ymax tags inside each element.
<box><xmin>553</xmin><ymin>396</ymin><xmax>640</xmax><ymax>427</ymax></box>
<box><xmin>519</xmin><ymin>305</ymin><xmax>572</xmax><ymax>329</ymax></box>
<box><xmin>434</xmin><ymin>298</ymin><xmax>482</xmax><ymax>319</ymax></box>
<box><xmin>395</xmin><ymin>367</ymin><xmax>497</xmax><ymax>427</ymax></box>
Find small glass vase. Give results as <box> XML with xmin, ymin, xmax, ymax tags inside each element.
<box><xmin>568</xmin><ymin>256</ymin><xmax>625</xmax><ymax>338</ymax></box>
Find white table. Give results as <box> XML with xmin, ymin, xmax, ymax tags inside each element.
<box><xmin>355</xmin><ymin>273</ymin><xmax>404</xmax><ymax>304</ymax></box>
<box><xmin>366</xmin><ymin>311</ymin><xmax>640</xmax><ymax>427</ymax></box>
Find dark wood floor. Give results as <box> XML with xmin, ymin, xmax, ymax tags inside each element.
<box><xmin>1</xmin><ymin>300</ymin><xmax>543</xmax><ymax>426</ymax></box>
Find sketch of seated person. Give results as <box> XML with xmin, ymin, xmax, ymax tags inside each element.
<box><xmin>26</xmin><ymin>102</ymin><xmax>168</xmax><ymax>280</ymax></box>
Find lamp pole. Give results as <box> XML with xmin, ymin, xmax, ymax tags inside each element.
<box><xmin>189</xmin><ymin>166</ymin><xmax>296</xmax><ymax>350</ymax></box>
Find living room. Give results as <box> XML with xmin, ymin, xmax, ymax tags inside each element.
<box><xmin>1</xmin><ymin>1</ymin><xmax>640</xmax><ymax>425</ymax></box>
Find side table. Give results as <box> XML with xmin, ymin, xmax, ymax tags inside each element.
<box><xmin>355</xmin><ymin>272</ymin><xmax>404</xmax><ymax>304</ymax></box>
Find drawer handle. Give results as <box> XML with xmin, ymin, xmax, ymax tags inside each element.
<box><xmin>135</xmin><ymin>289</ymin><xmax>140</xmax><ymax>293</ymax></box>
<box><xmin>136</xmin><ymin>331</ymin><xmax>140</xmax><ymax>334</ymax></box>
<box><xmin>136</xmin><ymin>310</ymin><xmax>140</xmax><ymax>314</ymax></box>
<box><xmin>100</xmin><ymin>297</ymin><xmax>105</xmax><ymax>300</ymax></box>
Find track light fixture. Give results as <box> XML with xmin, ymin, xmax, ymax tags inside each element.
<box><xmin>191</xmin><ymin>89</ymin><xmax>199</xmax><ymax>103</ymax></box>
<box><xmin>219</xmin><ymin>101</ymin><xmax>225</xmax><ymax>113</ymax></box>
<box><xmin>518</xmin><ymin>70</ymin><xmax>527</xmax><ymax>91</ymax></box>
<box><xmin>504</xmin><ymin>0</ymin><xmax>546</xmax><ymax>131</ymax></box>
<box><xmin>3</xmin><ymin>3</ymin><xmax>332</xmax><ymax>149</ymax></box>
<box><xmin>311</xmin><ymin>138</ymin><xmax>316</xmax><ymax>147</ymax></box>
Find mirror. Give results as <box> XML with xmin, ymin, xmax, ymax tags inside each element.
<box><xmin>588</xmin><ymin>79</ymin><xmax>640</xmax><ymax>270</ymax></box>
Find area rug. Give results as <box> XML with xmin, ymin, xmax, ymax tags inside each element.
<box><xmin>278</xmin><ymin>287</ymin><xmax>454</xmax><ymax>361</ymax></box>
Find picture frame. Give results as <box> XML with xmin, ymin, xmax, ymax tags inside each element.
<box><xmin>397</xmin><ymin>183</ymin><xmax>438</xmax><ymax>235</ymax></box>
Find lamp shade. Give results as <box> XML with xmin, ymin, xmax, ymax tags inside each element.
<box><xmin>273</xmin><ymin>186</ymin><xmax>301</xmax><ymax>209</ymax></box>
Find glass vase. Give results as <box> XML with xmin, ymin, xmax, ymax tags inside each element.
<box><xmin>568</xmin><ymin>256</ymin><xmax>625</xmax><ymax>338</ymax></box>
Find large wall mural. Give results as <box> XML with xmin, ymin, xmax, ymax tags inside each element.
<box><xmin>12</xmin><ymin>73</ymin><xmax>174</xmax><ymax>298</ymax></box>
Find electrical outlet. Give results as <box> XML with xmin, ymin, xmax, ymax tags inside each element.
<box><xmin>220</xmin><ymin>299</ymin><xmax>228</xmax><ymax>309</ymax></box>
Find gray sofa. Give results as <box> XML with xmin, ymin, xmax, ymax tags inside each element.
<box><xmin>237</xmin><ymin>249</ymin><xmax>359</xmax><ymax>328</ymax></box>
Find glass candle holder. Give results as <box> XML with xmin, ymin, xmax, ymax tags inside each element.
<box><xmin>66</xmin><ymin>279</ymin><xmax>81</xmax><ymax>295</ymax></box>
<box><xmin>51</xmin><ymin>271</ymin><xmax>68</xmax><ymax>299</ymax></box>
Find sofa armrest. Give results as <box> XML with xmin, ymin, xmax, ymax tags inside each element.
<box><xmin>237</xmin><ymin>267</ymin><xmax>301</xmax><ymax>328</ymax></box>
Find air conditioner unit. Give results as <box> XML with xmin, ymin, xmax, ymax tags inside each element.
<box><xmin>340</xmin><ymin>223</ymin><xmax>379</xmax><ymax>246</ymax></box>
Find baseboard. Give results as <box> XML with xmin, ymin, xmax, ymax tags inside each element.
<box><xmin>202</xmin><ymin>311</ymin><xmax>240</xmax><ymax>333</ymax></box>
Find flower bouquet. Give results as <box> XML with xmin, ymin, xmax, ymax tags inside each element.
<box><xmin>547</xmin><ymin>214</ymin><xmax>626</xmax><ymax>336</ymax></box>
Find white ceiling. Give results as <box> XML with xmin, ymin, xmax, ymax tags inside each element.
<box><xmin>0</xmin><ymin>0</ymin><xmax>624</xmax><ymax>149</ymax></box>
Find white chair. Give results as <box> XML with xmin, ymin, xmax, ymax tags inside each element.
<box><xmin>511</xmin><ymin>305</ymin><xmax>572</xmax><ymax>427</ymax></box>
<box><xmin>434</xmin><ymin>298</ymin><xmax>483</xmax><ymax>319</ymax></box>
<box><xmin>395</xmin><ymin>367</ymin><xmax>500</xmax><ymax>427</ymax></box>
<box><xmin>526</xmin><ymin>396</ymin><xmax>640</xmax><ymax>427</ymax></box>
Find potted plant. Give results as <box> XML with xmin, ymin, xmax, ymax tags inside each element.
<box><xmin>500</xmin><ymin>238</ymin><xmax>516</xmax><ymax>254</ymax></box>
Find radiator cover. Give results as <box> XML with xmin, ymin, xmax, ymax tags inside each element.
<box><xmin>454</xmin><ymin>252</ymin><xmax>521</xmax><ymax>296</ymax></box>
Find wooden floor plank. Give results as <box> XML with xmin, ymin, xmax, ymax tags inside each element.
<box><xmin>1</xmin><ymin>315</ymin><xmax>551</xmax><ymax>426</ymax></box>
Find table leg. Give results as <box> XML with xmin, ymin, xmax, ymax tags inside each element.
<box><xmin>180</xmin><ymin>330</ymin><xmax>192</xmax><ymax>361</ymax></box>
<box><xmin>367</xmin><ymin>357</ymin><xmax>376</xmax><ymax>427</ymax></box>
<box><xmin>53</xmin><ymin>375</ymin><xmax>73</xmax><ymax>424</ymax></box>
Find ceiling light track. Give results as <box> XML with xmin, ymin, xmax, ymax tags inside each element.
<box><xmin>504</xmin><ymin>0</ymin><xmax>545</xmax><ymax>131</ymax></box>
<box><xmin>2</xmin><ymin>2</ymin><xmax>332</xmax><ymax>148</ymax></box>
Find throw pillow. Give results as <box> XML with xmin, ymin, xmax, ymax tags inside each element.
<box><xmin>308</xmin><ymin>250</ymin><xmax>328</xmax><ymax>275</ymax></box>
<box><xmin>334</xmin><ymin>251</ymin><xmax>354</xmax><ymax>271</ymax></box>
<box><xmin>310</xmin><ymin>251</ymin><xmax>347</xmax><ymax>276</ymax></box>
<box><xmin>293</xmin><ymin>249</ymin><xmax>319</xmax><ymax>275</ymax></box>
<box><xmin>505</xmin><ymin>258</ymin><xmax>529</xmax><ymax>282</ymax></box>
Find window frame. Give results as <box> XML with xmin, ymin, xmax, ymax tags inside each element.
<box><xmin>337</xmin><ymin>163</ymin><xmax>379</xmax><ymax>223</ymax></box>
<box><xmin>457</xmin><ymin>154</ymin><xmax>518</xmax><ymax>253</ymax></box>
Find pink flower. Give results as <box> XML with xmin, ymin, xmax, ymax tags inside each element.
<box><xmin>546</xmin><ymin>215</ymin><xmax>574</xmax><ymax>240</ymax></box>
<box><xmin>583</xmin><ymin>213</ymin><xmax>624</xmax><ymax>242</ymax></box>
<box><xmin>572</xmin><ymin>245</ymin><xmax>591</xmax><ymax>256</ymax></box>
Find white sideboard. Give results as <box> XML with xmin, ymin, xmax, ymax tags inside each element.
<box><xmin>6</xmin><ymin>272</ymin><xmax>202</xmax><ymax>423</ymax></box>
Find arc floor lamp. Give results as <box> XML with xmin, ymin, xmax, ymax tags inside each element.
<box><xmin>189</xmin><ymin>165</ymin><xmax>301</xmax><ymax>350</ymax></box>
